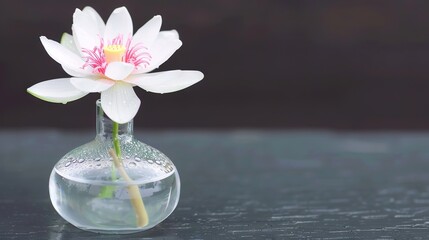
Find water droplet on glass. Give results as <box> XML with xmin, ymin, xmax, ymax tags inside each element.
<box><xmin>148</xmin><ymin>160</ymin><xmax>154</xmax><ymax>164</ymax></box>
<box><xmin>72</xmin><ymin>159</ymin><xmax>77</xmax><ymax>163</ymax></box>
<box><xmin>78</xmin><ymin>159</ymin><xmax>85</xmax><ymax>163</ymax></box>
<box><xmin>125</xmin><ymin>155</ymin><xmax>130</xmax><ymax>159</ymax></box>
<box><xmin>155</xmin><ymin>160</ymin><xmax>161</xmax><ymax>165</ymax></box>
<box><xmin>129</xmin><ymin>162</ymin><xmax>137</xmax><ymax>167</ymax></box>
<box><xmin>96</xmin><ymin>163</ymin><xmax>101</xmax><ymax>167</ymax></box>
<box><xmin>135</xmin><ymin>157</ymin><xmax>141</xmax><ymax>162</ymax></box>
<box><xmin>65</xmin><ymin>162</ymin><xmax>71</xmax><ymax>167</ymax></box>
<box><xmin>95</xmin><ymin>157</ymin><xmax>101</xmax><ymax>161</ymax></box>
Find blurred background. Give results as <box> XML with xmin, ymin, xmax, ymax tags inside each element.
<box><xmin>2</xmin><ymin>0</ymin><xmax>429</xmax><ymax>130</ymax></box>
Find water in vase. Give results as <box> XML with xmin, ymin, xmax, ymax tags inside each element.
<box><xmin>49</xmin><ymin>156</ymin><xmax>180</xmax><ymax>234</ymax></box>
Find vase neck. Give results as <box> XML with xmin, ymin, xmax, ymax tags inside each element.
<box><xmin>96</xmin><ymin>100</ymin><xmax>133</xmax><ymax>139</ymax></box>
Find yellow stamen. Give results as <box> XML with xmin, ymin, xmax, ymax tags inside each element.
<box><xmin>103</xmin><ymin>45</ymin><xmax>126</xmax><ymax>63</ymax></box>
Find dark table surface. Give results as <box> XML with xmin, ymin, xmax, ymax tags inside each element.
<box><xmin>2</xmin><ymin>130</ymin><xmax>429</xmax><ymax>239</ymax></box>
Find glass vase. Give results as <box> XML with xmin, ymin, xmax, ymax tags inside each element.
<box><xmin>49</xmin><ymin>100</ymin><xmax>180</xmax><ymax>234</ymax></box>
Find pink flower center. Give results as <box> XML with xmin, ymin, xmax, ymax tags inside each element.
<box><xmin>81</xmin><ymin>35</ymin><xmax>152</xmax><ymax>75</ymax></box>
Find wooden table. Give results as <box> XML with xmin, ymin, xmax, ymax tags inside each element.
<box><xmin>2</xmin><ymin>130</ymin><xmax>429</xmax><ymax>239</ymax></box>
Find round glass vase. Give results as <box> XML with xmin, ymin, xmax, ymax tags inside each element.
<box><xmin>49</xmin><ymin>100</ymin><xmax>180</xmax><ymax>234</ymax></box>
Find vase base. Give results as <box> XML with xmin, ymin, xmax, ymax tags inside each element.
<box><xmin>76</xmin><ymin>225</ymin><xmax>154</xmax><ymax>234</ymax></box>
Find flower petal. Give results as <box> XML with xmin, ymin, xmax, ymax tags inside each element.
<box><xmin>100</xmin><ymin>82</ymin><xmax>141</xmax><ymax>124</ymax></box>
<box><xmin>135</xmin><ymin>37</ymin><xmax>182</xmax><ymax>74</ymax></box>
<box><xmin>60</xmin><ymin>33</ymin><xmax>79</xmax><ymax>55</ymax></box>
<box><xmin>104</xmin><ymin>7</ymin><xmax>133</xmax><ymax>42</ymax></box>
<box><xmin>70</xmin><ymin>77</ymin><xmax>114</xmax><ymax>93</ymax></box>
<box><xmin>105</xmin><ymin>62</ymin><xmax>135</xmax><ymax>81</ymax></box>
<box><xmin>82</xmin><ymin>6</ymin><xmax>105</xmax><ymax>34</ymax></box>
<box><xmin>72</xmin><ymin>9</ymin><xmax>102</xmax><ymax>54</ymax></box>
<box><xmin>127</xmin><ymin>70</ymin><xmax>204</xmax><ymax>94</ymax></box>
<box><xmin>158</xmin><ymin>30</ymin><xmax>179</xmax><ymax>40</ymax></box>
<box><xmin>40</xmin><ymin>36</ymin><xmax>93</xmax><ymax>76</ymax></box>
<box><xmin>73</xmin><ymin>8</ymin><xmax>101</xmax><ymax>36</ymax></box>
<box><xmin>72</xmin><ymin>24</ymin><xmax>100</xmax><ymax>54</ymax></box>
<box><xmin>131</xmin><ymin>15</ymin><xmax>162</xmax><ymax>49</ymax></box>
<box><xmin>62</xmin><ymin>65</ymin><xmax>88</xmax><ymax>77</ymax></box>
<box><xmin>27</xmin><ymin>78</ymin><xmax>88</xmax><ymax>104</ymax></box>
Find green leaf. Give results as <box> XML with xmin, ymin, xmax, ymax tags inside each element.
<box><xmin>98</xmin><ymin>186</ymin><xmax>116</xmax><ymax>198</ymax></box>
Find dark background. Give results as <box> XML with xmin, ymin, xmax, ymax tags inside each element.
<box><xmin>2</xmin><ymin>0</ymin><xmax>429</xmax><ymax>130</ymax></box>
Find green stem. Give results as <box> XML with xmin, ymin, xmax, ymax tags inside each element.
<box><xmin>110</xmin><ymin>122</ymin><xmax>149</xmax><ymax>227</ymax></box>
<box><xmin>113</xmin><ymin>121</ymin><xmax>121</xmax><ymax>157</ymax></box>
<box><xmin>111</xmin><ymin>121</ymin><xmax>120</xmax><ymax>185</ymax></box>
<box><xmin>98</xmin><ymin>121</ymin><xmax>120</xmax><ymax>198</ymax></box>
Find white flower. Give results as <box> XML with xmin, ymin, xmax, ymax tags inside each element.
<box><xmin>28</xmin><ymin>6</ymin><xmax>204</xmax><ymax>124</ymax></box>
